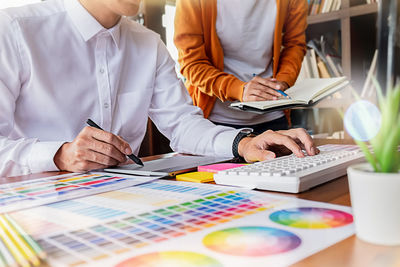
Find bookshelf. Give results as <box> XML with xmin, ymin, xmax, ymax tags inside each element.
<box><xmin>307</xmin><ymin>1</ymin><xmax>378</xmax><ymax>80</ymax></box>
<box><xmin>303</xmin><ymin>0</ymin><xmax>378</xmax><ymax>135</ymax></box>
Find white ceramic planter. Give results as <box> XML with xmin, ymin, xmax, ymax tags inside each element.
<box><xmin>347</xmin><ymin>163</ymin><xmax>400</xmax><ymax>245</ymax></box>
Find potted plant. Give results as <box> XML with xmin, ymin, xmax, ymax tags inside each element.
<box><xmin>345</xmin><ymin>81</ymin><xmax>400</xmax><ymax>245</ymax></box>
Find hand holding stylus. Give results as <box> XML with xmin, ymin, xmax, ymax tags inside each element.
<box><xmin>243</xmin><ymin>75</ymin><xmax>290</xmax><ymax>101</ymax></box>
<box><xmin>53</xmin><ymin>120</ymin><xmax>141</xmax><ymax>173</ymax></box>
<box><xmin>86</xmin><ymin>119</ymin><xmax>143</xmax><ymax>166</ymax></box>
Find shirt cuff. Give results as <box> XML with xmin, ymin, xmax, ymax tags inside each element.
<box><xmin>213</xmin><ymin>128</ymin><xmax>241</xmax><ymax>158</ymax></box>
<box><xmin>28</xmin><ymin>141</ymin><xmax>65</xmax><ymax>174</ymax></box>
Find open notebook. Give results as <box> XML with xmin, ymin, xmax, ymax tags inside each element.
<box><xmin>230</xmin><ymin>77</ymin><xmax>349</xmax><ymax>113</ymax></box>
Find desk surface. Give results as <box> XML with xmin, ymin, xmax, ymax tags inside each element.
<box><xmin>1</xmin><ymin>139</ymin><xmax>399</xmax><ymax>267</ymax></box>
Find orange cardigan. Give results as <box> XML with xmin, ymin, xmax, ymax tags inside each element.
<box><xmin>174</xmin><ymin>0</ymin><xmax>308</xmax><ymax>119</ymax></box>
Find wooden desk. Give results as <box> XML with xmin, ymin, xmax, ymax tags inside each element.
<box><xmin>2</xmin><ymin>140</ymin><xmax>399</xmax><ymax>267</ymax></box>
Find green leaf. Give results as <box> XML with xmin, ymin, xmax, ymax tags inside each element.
<box><xmin>355</xmin><ymin>77</ymin><xmax>400</xmax><ymax>173</ymax></box>
<box><xmin>355</xmin><ymin>139</ymin><xmax>378</xmax><ymax>172</ymax></box>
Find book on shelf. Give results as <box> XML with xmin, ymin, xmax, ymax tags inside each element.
<box><xmin>319</xmin><ymin>0</ymin><xmax>326</xmax><ymax>13</ymax></box>
<box><xmin>325</xmin><ymin>55</ymin><xmax>341</xmax><ymax>77</ymax></box>
<box><xmin>308</xmin><ymin>39</ymin><xmax>335</xmax><ymax>77</ymax></box>
<box><xmin>301</xmin><ymin>48</ymin><xmax>324</xmax><ymax>79</ymax></box>
<box><xmin>321</xmin><ymin>0</ymin><xmax>333</xmax><ymax>13</ymax></box>
<box><xmin>308</xmin><ymin>0</ymin><xmax>314</xmax><ymax>14</ymax></box>
<box><xmin>230</xmin><ymin>77</ymin><xmax>349</xmax><ymax>113</ymax></box>
<box><xmin>333</xmin><ymin>0</ymin><xmax>342</xmax><ymax>11</ymax></box>
<box><xmin>304</xmin><ymin>50</ymin><xmax>314</xmax><ymax>78</ymax></box>
<box><xmin>308</xmin><ymin>0</ymin><xmax>341</xmax><ymax>15</ymax></box>
<box><xmin>309</xmin><ymin>49</ymin><xmax>320</xmax><ymax>78</ymax></box>
<box><xmin>317</xmin><ymin>58</ymin><xmax>331</xmax><ymax>78</ymax></box>
<box><xmin>299</xmin><ymin>38</ymin><xmax>343</xmax><ymax>80</ymax></box>
<box><xmin>297</xmin><ymin>60</ymin><xmax>308</xmax><ymax>81</ymax></box>
<box><xmin>310</xmin><ymin>0</ymin><xmax>320</xmax><ymax>15</ymax></box>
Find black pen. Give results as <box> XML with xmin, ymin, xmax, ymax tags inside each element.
<box><xmin>86</xmin><ymin>119</ymin><xmax>144</xmax><ymax>166</ymax></box>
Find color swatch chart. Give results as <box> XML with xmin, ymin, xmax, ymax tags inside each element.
<box><xmin>8</xmin><ymin>180</ymin><xmax>355</xmax><ymax>267</ymax></box>
<box><xmin>0</xmin><ymin>172</ymin><xmax>157</xmax><ymax>213</ymax></box>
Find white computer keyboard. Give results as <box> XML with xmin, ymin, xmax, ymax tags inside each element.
<box><xmin>214</xmin><ymin>144</ymin><xmax>366</xmax><ymax>193</ymax></box>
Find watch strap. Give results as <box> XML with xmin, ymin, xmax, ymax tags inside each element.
<box><xmin>232</xmin><ymin>129</ymin><xmax>254</xmax><ymax>158</ymax></box>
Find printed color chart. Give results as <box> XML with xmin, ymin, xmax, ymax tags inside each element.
<box><xmin>116</xmin><ymin>251</ymin><xmax>223</xmax><ymax>267</ymax></box>
<box><xmin>9</xmin><ymin>180</ymin><xmax>355</xmax><ymax>267</ymax></box>
<box><xmin>0</xmin><ymin>172</ymin><xmax>157</xmax><ymax>213</ymax></box>
<box><xmin>203</xmin><ymin>226</ymin><xmax>302</xmax><ymax>256</ymax></box>
<box><xmin>270</xmin><ymin>207</ymin><xmax>354</xmax><ymax>229</ymax></box>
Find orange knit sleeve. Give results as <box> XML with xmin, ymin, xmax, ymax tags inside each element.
<box><xmin>275</xmin><ymin>0</ymin><xmax>308</xmax><ymax>86</ymax></box>
<box><xmin>174</xmin><ymin>0</ymin><xmax>245</xmax><ymax>102</ymax></box>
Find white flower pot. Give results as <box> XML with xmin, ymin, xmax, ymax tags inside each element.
<box><xmin>347</xmin><ymin>163</ymin><xmax>400</xmax><ymax>245</ymax></box>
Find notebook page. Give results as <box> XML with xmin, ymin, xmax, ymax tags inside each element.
<box><xmin>287</xmin><ymin>77</ymin><xmax>347</xmax><ymax>102</ymax></box>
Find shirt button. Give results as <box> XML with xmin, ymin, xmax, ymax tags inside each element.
<box><xmin>99</xmin><ymin>68</ymin><xmax>105</xmax><ymax>74</ymax></box>
<box><xmin>104</xmin><ymin>103</ymin><xmax>109</xmax><ymax>108</ymax></box>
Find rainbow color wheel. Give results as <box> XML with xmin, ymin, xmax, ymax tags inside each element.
<box><xmin>203</xmin><ymin>226</ymin><xmax>301</xmax><ymax>256</ymax></box>
<box><xmin>115</xmin><ymin>251</ymin><xmax>223</xmax><ymax>267</ymax></box>
<box><xmin>270</xmin><ymin>207</ymin><xmax>353</xmax><ymax>229</ymax></box>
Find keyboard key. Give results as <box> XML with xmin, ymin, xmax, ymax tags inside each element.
<box><xmin>261</xmin><ymin>172</ymin><xmax>272</xmax><ymax>176</ymax></box>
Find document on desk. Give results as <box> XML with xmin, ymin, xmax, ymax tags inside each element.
<box><xmin>0</xmin><ymin>172</ymin><xmax>162</xmax><ymax>213</ymax></box>
<box><xmin>9</xmin><ymin>180</ymin><xmax>355</xmax><ymax>267</ymax></box>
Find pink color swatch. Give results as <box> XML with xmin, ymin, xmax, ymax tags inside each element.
<box><xmin>198</xmin><ymin>163</ymin><xmax>245</xmax><ymax>173</ymax></box>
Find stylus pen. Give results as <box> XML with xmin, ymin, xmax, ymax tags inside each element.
<box><xmin>276</xmin><ymin>89</ymin><xmax>291</xmax><ymax>99</ymax></box>
<box><xmin>86</xmin><ymin>119</ymin><xmax>144</xmax><ymax>166</ymax></box>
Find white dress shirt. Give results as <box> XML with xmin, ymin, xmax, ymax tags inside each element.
<box><xmin>208</xmin><ymin>0</ymin><xmax>284</xmax><ymax>125</ymax></box>
<box><xmin>0</xmin><ymin>0</ymin><xmax>238</xmax><ymax>177</ymax></box>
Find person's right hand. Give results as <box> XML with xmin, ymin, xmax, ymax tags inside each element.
<box><xmin>242</xmin><ymin>76</ymin><xmax>286</xmax><ymax>101</ymax></box>
<box><xmin>53</xmin><ymin>126</ymin><xmax>132</xmax><ymax>172</ymax></box>
<box><xmin>237</xmin><ymin>128</ymin><xmax>320</xmax><ymax>163</ymax></box>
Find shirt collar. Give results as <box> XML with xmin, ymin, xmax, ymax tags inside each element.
<box><xmin>64</xmin><ymin>0</ymin><xmax>121</xmax><ymax>48</ymax></box>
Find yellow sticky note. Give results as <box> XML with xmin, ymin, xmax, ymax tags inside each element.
<box><xmin>176</xmin><ymin>172</ymin><xmax>214</xmax><ymax>183</ymax></box>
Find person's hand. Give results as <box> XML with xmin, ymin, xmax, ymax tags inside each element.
<box><xmin>54</xmin><ymin>126</ymin><xmax>132</xmax><ymax>172</ymax></box>
<box><xmin>242</xmin><ymin>76</ymin><xmax>289</xmax><ymax>102</ymax></box>
<box><xmin>237</xmin><ymin>128</ymin><xmax>319</xmax><ymax>162</ymax></box>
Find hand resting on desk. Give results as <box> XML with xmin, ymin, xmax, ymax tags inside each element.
<box><xmin>53</xmin><ymin>126</ymin><xmax>132</xmax><ymax>172</ymax></box>
<box><xmin>238</xmin><ymin>128</ymin><xmax>320</xmax><ymax>163</ymax></box>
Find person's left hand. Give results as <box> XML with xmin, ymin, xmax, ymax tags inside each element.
<box><xmin>237</xmin><ymin>128</ymin><xmax>319</xmax><ymax>162</ymax></box>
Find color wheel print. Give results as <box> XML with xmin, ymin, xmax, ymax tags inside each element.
<box><xmin>270</xmin><ymin>207</ymin><xmax>353</xmax><ymax>229</ymax></box>
<box><xmin>203</xmin><ymin>226</ymin><xmax>301</xmax><ymax>256</ymax></box>
<box><xmin>115</xmin><ymin>251</ymin><xmax>223</xmax><ymax>267</ymax></box>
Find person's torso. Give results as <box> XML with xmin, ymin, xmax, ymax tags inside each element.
<box><xmin>209</xmin><ymin>0</ymin><xmax>284</xmax><ymax>126</ymax></box>
<box><xmin>4</xmin><ymin>0</ymin><xmax>161</xmax><ymax>154</ymax></box>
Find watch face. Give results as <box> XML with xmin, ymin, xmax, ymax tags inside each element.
<box><xmin>240</xmin><ymin>129</ymin><xmax>253</xmax><ymax>135</ymax></box>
